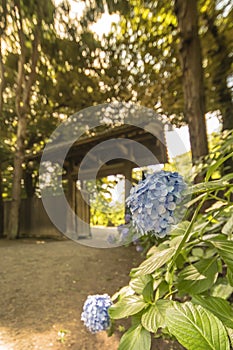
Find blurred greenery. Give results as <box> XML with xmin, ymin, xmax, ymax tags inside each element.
<box><xmin>0</xmin><ymin>0</ymin><xmax>232</xmax><ymax>234</ymax></box>
<box><xmin>86</xmin><ymin>176</ymin><xmax>125</xmax><ymax>226</ymax></box>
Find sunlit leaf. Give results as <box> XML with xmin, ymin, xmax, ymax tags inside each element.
<box><xmin>166</xmin><ymin>302</ymin><xmax>230</xmax><ymax>350</ymax></box>
<box><xmin>118</xmin><ymin>324</ymin><xmax>151</xmax><ymax>350</ymax></box>
<box><xmin>109</xmin><ymin>295</ymin><xmax>147</xmax><ymax>319</ymax></box>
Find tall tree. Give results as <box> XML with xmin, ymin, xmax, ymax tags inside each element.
<box><xmin>174</xmin><ymin>0</ymin><xmax>208</xmax><ymax>164</ymax></box>
<box><xmin>2</xmin><ymin>0</ymin><xmax>125</xmax><ymax>237</ymax></box>
<box><xmin>0</xmin><ymin>0</ymin><xmax>7</xmax><ymax>237</ymax></box>
<box><xmin>6</xmin><ymin>0</ymin><xmax>53</xmax><ymax>238</ymax></box>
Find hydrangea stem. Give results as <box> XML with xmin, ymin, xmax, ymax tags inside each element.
<box><xmin>168</xmin><ymin>193</ymin><xmax>209</xmax><ymax>272</ymax></box>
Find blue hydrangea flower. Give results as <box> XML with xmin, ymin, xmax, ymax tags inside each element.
<box><xmin>81</xmin><ymin>294</ymin><xmax>112</xmax><ymax>333</ymax></box>
<box><xmin>126</xmin><ymin>171</ymin><xmax>186</xmax><ymax>237</ymax></box>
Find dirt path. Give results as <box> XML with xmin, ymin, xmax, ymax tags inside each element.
<box><xmin>0</xmin><ymin>239</ymin><xmax>183</xmax><ymax>350</ymax></box>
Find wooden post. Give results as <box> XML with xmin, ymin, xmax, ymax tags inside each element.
<box><xmin>76</xmin><ymin>181</ymin><xmax>91</xmax><ymax>238</ymax></box>
<box><xmin>124</xmin><ymin>161</ymin><xmax>133</xmax><ymax>213</ymax></box>
<box><xmin>66</xmin><ymin>165</ymin><xmax>76</xmax><ymax>238</ymax></box>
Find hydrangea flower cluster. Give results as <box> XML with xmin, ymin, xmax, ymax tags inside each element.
<box><xmin>81</xmin><ymin>294</ymin><xmax>112</xmax><ymax>333</ymax></box>
<box><xmin>126</xmin><ymin>170</ymin><xmax>186</xmax><ymax>237</ymax></box>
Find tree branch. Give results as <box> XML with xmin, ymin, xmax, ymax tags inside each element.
<box><xmin>14</xmin><ymin>0</ymin><xmax>26</xmax><ymax>119</ymax></box>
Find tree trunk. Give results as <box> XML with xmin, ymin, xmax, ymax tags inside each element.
<box><xmin>0</xmin><ymin>27</ymin><xmax>5</xmax><ymax>238</ymax></box>
<box><xmin>174</xmin><ymin>0</ymin><xmax>209</xmax><ymax>166</ymax></box>
<box><xmin>0</xmin><ymin>167</ymin><xmax>4</xmax><ymax>237</ymax></box>
<box><xmin>7</xmin><ymin>117</ymin><xmax>27</xmax><ymax>238</ymax></box>
<box><xmin>7</xmin><ymin>1</ymin><xmax>40</xmax><ymax>238</ymax></box>
<box><xmin>0</xmin><ymin>38</ymin><xmax>4</xmax><ymax>119</ymax></box>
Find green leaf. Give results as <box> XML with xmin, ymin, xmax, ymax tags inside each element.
<box><xmin>202</xmin><ymin>234</ymin><xmax>226</xmax><ymax>243</ymax></box>
<box><xmin>141</xmin><ymin>299</ymin><xmax>171</xmax><ymax>332</ymax></box>
<box><xmin>166</xmin><ymin>301</ymin><xmax>230</xmax><ymax>350</ymax></box>
<box><xmin>169</xmin><ymin>235</ymin><xmax>183</xmax><ymax>249</ymax></box>
<box><xmin>131</xmin><ymin>311</ymin><xmax>144</xmax><ymax>326</ymax></box>
<box><xmin>185</xmin><ymin>193</ymin><xmax>206</xmax><ymax>208</ymax></box>
<box><xmin>133</xmin><ymin>247</ymin><xmax>175</xmax><ymax>276</ymax></box>
<box><xmin>156</xmin><ymin>280</ymin><xmax>169</xmax><ymax>299</ymax></box>
<box><xmin>192</xmin><ymin>247</ymin><xmax>204</xmax><ymax>258</ymax></box>
<box><xmin>185</xmin><ymin>175</ymin><xmax>233</xmax><ymax>196</ymax></box>
<box><xmin>108</xmin><ymin>295</ymin><xmax>147</xmax><ymax>319</ymax></box>
<box><xmin>129</xmin><ymin>275</ymin><xmax>152</xmax><ymax>294</ymax></box>
<box><xmin>153</xmin><ymin>278</ymin><xmax>163</xmax><ymax>291</ymax></box>
<box><xmin>192</xmin><ymin>295</ymin><xmax>233</xmax><ymax>328</ymax></box>
<box><xmin>227</xmin><ymin>269</ymin><xmax>233</xmax><ymax>287</ymax></box>
<box><xmin>111</xmin><ymin>285</ymin><xmax>135</xmax><ymax>301</ymax></box>
<box><xmin>146</xmin><ymin>245</ymin><xmax>162</xmax><ymax>257</ymax></box>
<box><xmin>211</xmin><ymin>281</ymin><xmax>233</xmax><ymax>299</ymax></box>
<box><xmin>118</xmin><ymin>324</ymin><xmax>151</xmax><ymax>350</ymax></box>
<box><xmin>205</xmin><ymin>152</ymin><xmax>233</xmax><ymax>181</ymax></box>
<box><xmin>226</xmin><ymin>327</ymin><xmax>233</xmax><ymax>348</ymax></box>
<box><xmin>142</xmin><ymin>280</ymin><xmax>154</xmax><ymax>303</ymax></box>
<box><xmin>177</xmin><ymin>258</ymin><xmax>218</xmax><ymax>294</ymax></box>
<box><xmin>222</xmin><ymin>214</ymin><xmax>233</xmax><ymax>236</ymax></box>
<box><xmin>210</xmin><ymin>238</ymin><xmax>233</xmax><ymax>272</ymax></box>
<box><xmin>146</xmin><ymin>243</ymin><xmax>170</xmax><ymax>256</ymax></box>
<box><xmin>169</xmin><ymin>221</ymin><xmax>190</xmax><ymax>236</ymax></box>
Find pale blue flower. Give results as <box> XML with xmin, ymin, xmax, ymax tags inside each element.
<box><xmin>126</xmin><ymin>171</ymin><xmax>186</xmax><ymax>237</ymax></box>
<box><xmin>81</xmin><ymin>294</ymin><xmax>112</xmax><ymax>333</ymax></box>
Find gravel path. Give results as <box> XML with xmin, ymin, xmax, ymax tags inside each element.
<box><xmin>0</xmin><ymin>238</ymin><xmax>141</xmax><ymax>349</ymax></box>
<box><xmin>0</xmin><ymin>238</ymin><xmax>184</xmax><ymax>350</ymax></box>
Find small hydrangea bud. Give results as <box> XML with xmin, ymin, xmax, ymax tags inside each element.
<box><xmin>136</xmin><ymin>245</ymin><xmax>143</xmax><ymax>252</ymax></box>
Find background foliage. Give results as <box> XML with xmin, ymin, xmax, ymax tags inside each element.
<box><xmin>0</xmin><ymin>0</ymin><xmax>232</xmax><ymax>233</ymax></box>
